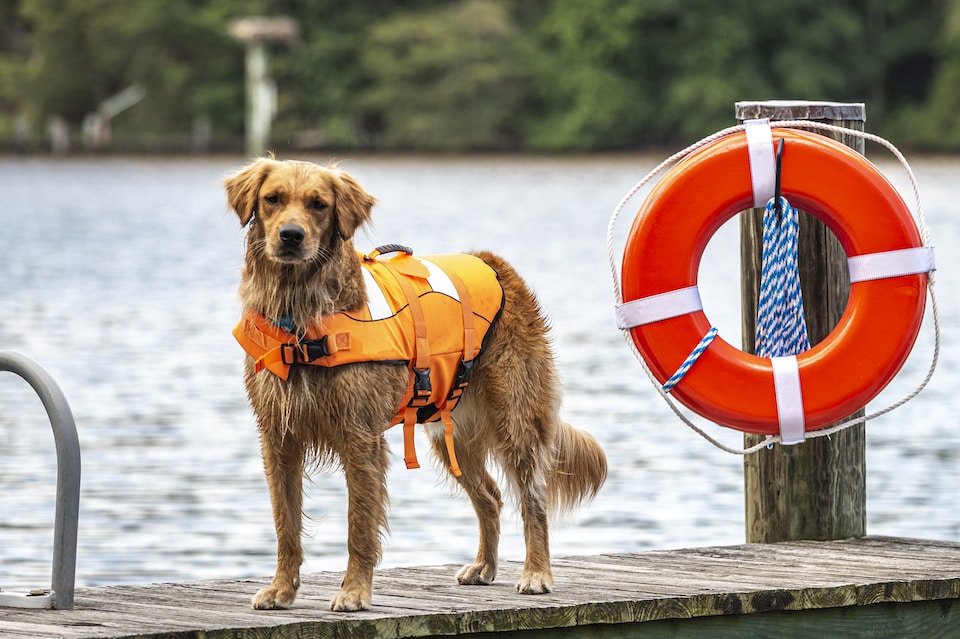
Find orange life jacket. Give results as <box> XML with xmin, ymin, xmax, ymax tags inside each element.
<box><xmin>233</xmin><ymin>247</ymin><xmax>504</xmax><ymax>477</ymax></box>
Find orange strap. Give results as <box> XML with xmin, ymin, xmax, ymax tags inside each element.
<box><xmin>440</xmin><ymin>408</ymin><xmax>461</xmax><ymax>477</ymax></box>
<box><xmin>374</xmin><ymin>252</ymin><xmax>471</xmax><ymax>477</ymax></box>
<box><xmin>381</xmin><ymin>259</ymin><xmax>431</xmax><ymax>377</ymax></box>
<box><xmin>377</xmin><ymin>258</ymin><xmax>431</xmax><ymax>471</ymax></box>
<box><xmin>441</xmin><ymin>265</ymin><xmax>478</xmax><ymax>362</ymax></box>
<box><xmin>402</xmin><ymin>405</ymin><xmax>420</xmax><ymax>470</ymax></box>
<box><xmin>434</xmin><ymin>265</ymin><xmax>474</xmax><ymax>477</ymax></box>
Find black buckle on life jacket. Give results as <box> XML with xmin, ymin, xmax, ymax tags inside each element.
<box><xmin>280</xmin><ymin>337</ymin><xmax>330</xmax><ymax>365</ymax></box>
<box><xmin>408</xmin><ymin>366</ymin><xmax>432</xmax><ymax>406</ymax></box>
<box><xmin>445</xmin><ymin>359</ymin><xmax>473</xmax><ymax>402</ymax></box>
<box><xmin>454</xmin><ymin>359</ymin><xmax>473</xmax><ymax>388</ymax></box>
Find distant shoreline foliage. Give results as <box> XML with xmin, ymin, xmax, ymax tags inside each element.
<box><xmin>1</xmin><ymin>0</ymin><xmax>959</xmax><ymax>152</ymax></box>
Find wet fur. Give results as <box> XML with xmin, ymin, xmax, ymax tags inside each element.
<box><xmin>225</xmin><ymin>158</ymin><xmax>607</xmax><ymax>612</ymax></box>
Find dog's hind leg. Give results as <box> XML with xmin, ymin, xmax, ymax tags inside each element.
<box><xmin>471</xmin><ymin>380</ymin><xmax>557</xmax><ymax>593</ymax></box>
<box><xmin>455</xmin><ymin>469</ymin><xmax>503</xmax><ymax>586</ymax></box>
<box><xmin>466</xmin><ymin>250</ymin><xmax>559</xmax><ymax>594</ymax></box>
<box><xmin>330</xmin><ymin>433</ymin><xmax>390</xmax><ymax>612</ymax></box>
<box><xmin>427</xmin><ymin>428</ymin><xmax>503</xmax><ymax>586</ymax></box>
<box><xmin>506</xmin><ymin>428</ymin><xmax>555</xmax><ymax>594</ymax></box>
<box><xmin>252</xmin><ymin>432</ymin><xmax>305</xmax><ymax>610</ymax></box>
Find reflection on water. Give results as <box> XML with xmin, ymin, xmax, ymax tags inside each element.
<box><xmin>1</xmin><ymin>154</ymin><xmax>958</xmax><ymax>591</ymax></box>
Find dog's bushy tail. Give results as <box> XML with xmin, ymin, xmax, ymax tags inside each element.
<box><xmin>546</xmin><ymin>420</ymin><xmax>607</xmax><ymax>516</ymax></box>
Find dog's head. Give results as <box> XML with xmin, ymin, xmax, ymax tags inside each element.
<box><xmin>224</xmin><ymin>158</ymin><xmax>376</xmax><ymax>265</ymax></box>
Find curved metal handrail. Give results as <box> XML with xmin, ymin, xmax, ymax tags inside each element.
<box><xmin>0</xmin><ymin>351</ymin><xmax>80</xmax><ymax>610</ymax></box>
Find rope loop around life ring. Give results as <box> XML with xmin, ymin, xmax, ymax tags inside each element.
<box><xmin>613</xmin><ymin>125</ymin><xmax>935</xmax><ymax>440</ymax></box>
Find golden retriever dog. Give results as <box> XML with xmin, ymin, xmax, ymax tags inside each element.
<box><xmin>224</xmin><ymin>158</ymin><xmax>607</xmax><ymax>612</ymax></box>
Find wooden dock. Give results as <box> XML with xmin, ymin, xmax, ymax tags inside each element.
<box><xmin>2</xmin><ymin>536</ymin><xmax>958</xmax><ymax>638</ymax></box>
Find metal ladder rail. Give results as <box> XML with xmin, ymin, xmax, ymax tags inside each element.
<box><xmin>0</xmin><ymin>351</ymin><xmax>80</xmax><ymax>610</ymax></box>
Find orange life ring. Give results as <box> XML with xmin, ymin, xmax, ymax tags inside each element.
<box><xmin>620</xmin><ymin>128</ymin><xmax>930</xmax><ymax>435</ymax></box>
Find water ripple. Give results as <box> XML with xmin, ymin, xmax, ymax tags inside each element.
<box><xmin>1</xmin><ymin>154</ymin><xmax>957</xmax><ymax>591</ymax></box>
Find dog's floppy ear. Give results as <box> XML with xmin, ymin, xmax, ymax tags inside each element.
<box><xmin>332</xmin><ymin>170</ymin><xmax>376</xmax><ymax>238</ymax></box>
<box><xmin>224</xmin><ymin>158</ymin><xmax>276</xmax><ymax>226</ymax></box>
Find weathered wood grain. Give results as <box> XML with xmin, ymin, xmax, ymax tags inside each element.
<box><xmin>0</xmin><ymin>537</ymin><xmax>957</xmax><ymax>638</ymax></box>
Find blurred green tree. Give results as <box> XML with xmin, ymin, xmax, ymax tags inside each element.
<box><xmin>529</xmin><ymin>0</ymin><xmax>680</xmax><ymax>150</ymax></box>
<box><xmin>529</xmin><ymin>0</ymin><xmax>944</xmax><ymax>148</ymax></box>
<box><xmin>0</xmin><ymin>0</ymin><xmax>955</xmax><ymax>151</ymax></box>
<box><xmin>2</xmin><ymin>0</ymin><xmax>245</xmax><ymax>147</ymax></box>
<box><xmin>16</xmin><ymin>0</ymin><xmax>108</xmax><ymax>124</ymax></box>
<box><xmin>355</xmin><ymin>0</ymin><xmax>534</xmax><ymax>150</ymax></box>
<box><xmin>108</xmin><ymin>2</ymin><xmax>246</xmax><ymax>146</ymax></box>
<box><xmin>887</xmin><ymin>0</ymin><xmax>960</xmax><ymax>148</ymax></box>
<box><xmin>262</xmin><ymin>0</ymin><xmax>433</xmax><ymax>149</ymax></box>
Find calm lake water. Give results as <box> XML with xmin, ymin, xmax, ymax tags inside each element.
<box><xmin>1</xmin><ymin>151</ymin><xmax>958</xmax><ymax>592</ymax></box>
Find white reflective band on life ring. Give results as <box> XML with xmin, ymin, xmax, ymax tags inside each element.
<box><xmin>771</xmin><ymin>355</ymin><xmax>805</xmax><ymax>445</ymax></box>
<box><xmin>848</xmin><ymin>246</ymin><xmax>936</xmax><ymax>283</ymax></box>
<box><xmin>615</xmin><ymin>286</ymin><xmax>703</xmax><ymax>329</ymax></box>
<box><xmin>745</xmin><ymin>118</ymin><xmax>776</xmax><ymax>208</ymax></box>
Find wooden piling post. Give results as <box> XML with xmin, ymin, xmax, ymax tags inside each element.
<box><xmin>736</xmin><ymin>100</ymin><xmax>867</xmax><ymax>543</ymax></box>
<box><xmin>228</xmin><ymin>17</ymin><xmax>298</xmax><ymax>157</ymax></box>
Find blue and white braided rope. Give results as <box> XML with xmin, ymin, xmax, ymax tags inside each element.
<box><xmin>755</xmin><ymin>196</ymin><xmax>810</xmax><ymax>358</ymax></box>
<box><xmin>662</xmin><ymin>326</ymin><xmax>718</xmax><ymax>393</ymax></box>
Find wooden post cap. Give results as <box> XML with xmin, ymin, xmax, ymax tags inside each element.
<box><xmin>227</xmin><ymin>17</ymin><xmax>299</xmax><ymax>43</ymax></box>
<box><xmin>735</xmin><ymin>101</ymin><xmax>865</xmax><ymax>123</ymax></box>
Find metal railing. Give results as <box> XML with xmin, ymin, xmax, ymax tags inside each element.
<box><xmin>0</xmin><ymin>351</ymin><xmax>80</xmax><ymax>610</ymax></box>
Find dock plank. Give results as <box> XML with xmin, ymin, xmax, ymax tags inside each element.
<box><xmin>1</xmin><ymin>536</ymin><xmax>958</xmax><ymax>638</ymax></box>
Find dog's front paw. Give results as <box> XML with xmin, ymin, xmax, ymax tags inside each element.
<box><xmin>516</xmin><ymin>569</ymin><xmax>553</xmax><ymax>594</ymax></box>
<box><xmin>330</xmin><ymin>587</ymin><xmax>371</xmax><ymax>612</ymax></box>
<box><xmin>456</xmin><ymin>562</ymin><xmax>496</xmax><ymax>586</ymax></box>
<box><xmin>252</xmin><ymin>581</ymin><xmax>298</xmax><ymax>610</ymax></box>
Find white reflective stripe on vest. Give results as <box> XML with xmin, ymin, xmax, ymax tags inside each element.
<box><xmin>362</xmin><ymin>267</ymin><xmax>395</xmax><ymax>320</ymax></box>
<box><xmin>745</xmin><ymin>118</ymin><xmax>776</xmax><ymax>209</ymax></box>
<box><xmin>848</xmin><ymin>246</ymin><xmax>936</xmax><ymax>283</ymax></box>
<box><xmin>771</xmin><ymin>355</ymin><xmax>805</xmax><ymax>445</ymax></box>
<box><xmin>420</xmin><ymin>257</ymin><xmax>461</xmax><ymax>301</ymax></box>
<box><xmin>616</xmin><ymin>286</ymin><xmax>703</xmax><ymax>329</ymax></box>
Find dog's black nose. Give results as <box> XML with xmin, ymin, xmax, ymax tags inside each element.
<box><xmin>279</xmin><ymin>224</ymin><xmax>306</xmax><ymax>246</ymax></box>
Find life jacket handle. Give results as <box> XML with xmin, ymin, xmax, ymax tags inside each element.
<box><xmin>365</xmin><ymin>244</ymin><xmax>413</xmax><ymax>260</ymax></box>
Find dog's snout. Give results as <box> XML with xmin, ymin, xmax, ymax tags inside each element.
<box><xmin>279</xmin><ymin>223</ymin><xmax>306</xmax><ymax>246</ymax></box>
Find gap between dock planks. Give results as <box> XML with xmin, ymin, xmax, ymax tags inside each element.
<box><xmin>1</xmin><ymin>536</ymin><xmax>958</xmax><ymax>639</ymax></box>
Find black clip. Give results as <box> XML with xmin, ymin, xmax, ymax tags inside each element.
<box><xmin>412</xmin><ymin>367</ymin><xmax>432</xmax><ymax>399</ymax></box>
<box><xmin>280</xmin><ymin>337</ymin><xmax>330</xmax><ymax>365</ymax></box>
<box><xmin>454</xmin><ymin>359</ymin><xmax>473</xmax><ymax>389</ymax></box>
<box><xmin>773</xmin><ymin>137</ymin><xmax>785</xmax><ymax>219</ymax></box>
<box><xmin>445</xmin><ymin>359</ymin><xmax>474</xmax><ymax>402</ymax></box>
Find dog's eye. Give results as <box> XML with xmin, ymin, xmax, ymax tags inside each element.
<box><xmin>309</xmin><ymin>198</ymin><xmax>327</xmax><ymax>211</ymax></box>
<box><xmin>264</xmin><ymin>194</ymin><xmax>280</xmax><ymax>205</ymax></box>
